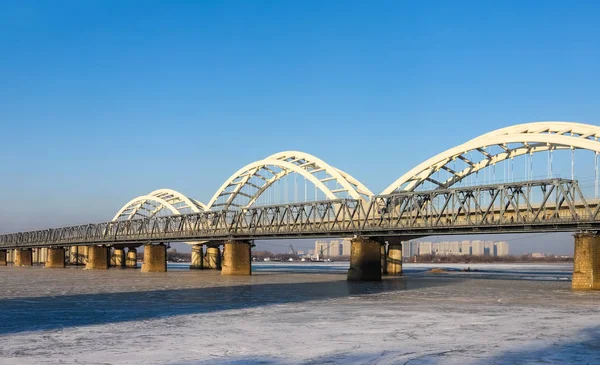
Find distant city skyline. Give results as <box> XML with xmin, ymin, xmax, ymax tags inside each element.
<box><xmin>406</xmin><ymin>240</ymin><xmax>509</xmax><ymax>257</ymax></box>
<box><xmin>243</xmin><ymin>232</ymin><xmax>572</xmax><ymax>257</ymax></box>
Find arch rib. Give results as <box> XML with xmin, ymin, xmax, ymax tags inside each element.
<box><xmin>147</xmin><ymin>188</ymin><xmax>207</xmax><ymax>212</ymax></box>
<box><xmin>383</xmin><ymin>121</ymin><xmax>600</xmax><ymax>194</ymax></box>
<box><xmin>112</xmin><ymin>195</ymin><xmax>181</xmax><ymax>221</ymax></box>
<box><xmin>206</xmin><ymin>158</ymin><xmax>340</xmax><ymax>210</ymax></box>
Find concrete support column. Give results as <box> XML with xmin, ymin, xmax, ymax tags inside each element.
<box><xmin>205</xmin><ymin>246</ymin><xmax>222</xmax><ymax>270</ymax></box>
<box><xmin>190</xmin><ymin>245</ymin><xmax>204</xmax><ymax>270</ymax></box>
<box><xmin>86</xmin><ymin>246</ymin><xmax>109</xmax><ymax>270</ymax></box>
<box><xmin>40</xmin><ymin>248</ymin><xmax>48</xmax><ymax>264</ymax></box>
<box><xmin>141</xmin><ymin>243</ymin><xmax>167</xmax><ymax>273</ymax></box>
<box><xmin>387</xmin><ymin>243</ymin><xmax>403</xmax><ymax>275</ymax></box>
<box><xmin>46</xmin><ymin>248</ymin><xmax>66</xmax><ymax>268</ymax></box>
<box><xmin>15</xmin><ymin>249</ymin><xmax>33</xmax><ymax>267</ymax></box>
<box><xmin>347</xmin><ymin>237</ymin><xmax>382</xmax><ymax>281</ymax></box>
<box><xmin>0</xmin><ymin>250</ymin><xmax>6</xmax><ymax>266</ymax></box>
<box><xmin>110</xmin><ymin>248</ymin><xmax>126</xmax><ymax>268</ymax></box>
<box><xmin>126</xmin><ymin>248</ymin><xmax>138</xmax><ymax>268</ymax></box>
<box><xmin>381</xmin><ymin>243</ymin><xmax>388</xmax><ymax>275</ymax></box>
<box><xmin>222</xmin><ymin>240</ymin><xmax>252</xmax><ymax>276</ymax></box>
<box><xmin>70</xmin><ymin>246</ymin><xmax>88</xmax><ymax>265</ymax></box>
<box><xmin>572</xmin><ymin>233</ymin><xmax>600</xmax><ymax>290</ymax></box>
<box><xmin>32</xmin><ymin>248</ymin><xmax>39</xmax><ymax>264</ymax></box>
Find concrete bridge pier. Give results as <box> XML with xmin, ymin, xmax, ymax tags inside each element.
<box><xmin>46</xmin><ymin>248</ymin><xmax>66</xmax><ymax>268</ymax></box>
<box><xmin>222</xmin><ymin>240</ymin><xmax>252</xmax><ymax>276</ymax></box>
<box><xmin>347</xmin><ymin>237</ymin><xmax>382</xmax><ymax>281</ymax></box>
<box><xmin>190</xmin><ymin>245</ymin><xmax>204</xmax><ymax>270</ymax></box>
<box><xmin>381</xmin><ymin>243</ymin><xmax>388</xmax><ymax>275</ymax></box>
<box><xmin>15</xmin><ymin>248</ymin><xmax>33</xmax><ymax>267</ymax></box>
<box><xmin>86</xmin><ymin>246</ymin><xmax>109</xmax><ymax>270</ymax></box>
<box><xmin>69</xmin><ymin>246</ymin><xmax>88</xmax><ymax>265</ymax></box>
<box><xmin>40</xmin><ymin>248</ymin><xmax>48</xmax><ymax>264</ymax></box>
<box><xmin>572</xmin><ymin>233</ymin><xmax>600</xmax><ymax>290</ymax></box>
<box><xmin>0</xmin><ymin>250</ymin><xmax>6</xmax><ymax>266</ymax></box>
<box><xmin>141</xmin><ymin>243</ymin><xmax>167</xmax><ymax>273</ymax></box>
<box><xmin>7</xmin><ymin>250</ymin><xmax>14</xmax><ymax>264</ymax></box>
<box><xmin>126</xmin><ymin>248</ymin><xmax>138</xmax><ymax>268</ymax></box>
<box><xmin>33</xmin><ymin>248</ymin><xmax>48</xmax><ymax>265</ymax></box>
<box><xmin>32</xmin><ymin>248</ymin><xmax>40</xmax><ymax>265</ymax></box>
<box><xmin>205</xmin><ymin>246</ymin><xmax>222</xmax><ymax>270</ymax></box>
<box><xmin>387</xmin><ymin>243</ymin><xmax>403</xmax><ymax>275</ymax></box>
<box><xmin>110</xmin><ymin>248</ymin><xmax>126</xmax><ymax>268</ymax></box>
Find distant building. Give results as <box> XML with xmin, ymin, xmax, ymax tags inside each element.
<box><xmin>460</xmin><ymin>241</ymin><xmax>471</xmax><ymax>255</ymax></box>
<box><xmin>341</xmin><ymin>238</ymin><xmax>352</xmax><ymax>256</ymax></box>
<box><xmin>314</xmin><ymin>239</ymin><xmax>347</xmax><ymax>258</ymax></box>
<box><xmin>404</xmin><ymin>241</ymin><xmax>420</xmax><ymax>258</ymax></box>
<box><xmin>496</xmin><ymin>241</ymin><xmax>509</xmax><ymax>256</ymax></box>
<box><xmin>483</xmin><ymin>241</ymin><xmax>494</xmax><ymax>256</ymax></box>
<box><xmin>411</xmin><ymin>240</ymin><xmax>510</xmax><ymax>257</ymax></box>
<box><xmin>419</xmin><ymin>242</ymin><xmax>433</xmax><ymax>255</ymax></box>
<box><xmin>471</xmin><ymin>240</ymin><xmax>484</xmax><ymax>256</ymax></box>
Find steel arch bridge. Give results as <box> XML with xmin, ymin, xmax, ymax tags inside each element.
<box><xmin>107</xmin><ymin>121</ymin><xmax>600</xmax><ymax>226</ymax></box>
<box><xmin>3</xmin><ymin>120</ymin><xmax>600</xmax><ymax>289</ymax></box>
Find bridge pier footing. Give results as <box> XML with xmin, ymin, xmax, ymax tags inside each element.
<box><xmin>46</xmin><ymin>248</ymin><xmax>66</xmax><ymax>268</ymax></box>
<box><xmin>111</xmin><ymin>248</ymin><xmax>126</xmax><ymax>268</ymax></box>
<box><xmin>86</xmin><ymin>246</ymin><xmax>109</xmax><ymax>270</ymax></box>
<box><xmin>222</xmin><ymin>241</ymin><xmax>252</xmax><ymax>276</ymax></box>
<box><xmin>387</xmin><ymin>243</ymin><xmax>403</xmax><ymax>275</ymax></box>
<box><xmin>347</xmin><ymin>237</ymin><xmax>382</xmax><ymax>281</ymax></box>
<box><xmin>190</xmin><ymin>245</ymin><xmax>204</xmax><ymax>270</ymax></box>
<box><xmin>572</xmin><ymin>233</ymin><xmax>600</xmax><ymax>290</ymax></box>
<box><xmin>205</xmin><ymin>246</ymin><xmax>222</xmax><ymax>270</ymax></box>
<box><xmin>141</xmin><ymin>244</ymin><xmax>167</xmax><ymax>273</ymax></box>
<box><xmin>15</xmin><ymin>248</ymin><xmax>33</xmax><ymax>267</ymax></box>
<box><xmin>0</xmin><ymin>250</ymin><xmax>6</xmax><ymax>266</ymax></box>
<box><xmin>126</xmin><ymin>248</ymin><xmax>138</xmax><ymax>268</ymax></box>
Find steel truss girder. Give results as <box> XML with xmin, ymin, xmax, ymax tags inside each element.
<box><xmin>1</xmin><ymin>179</ymin><xmax>600</xmax><ymax>249</ymax></box>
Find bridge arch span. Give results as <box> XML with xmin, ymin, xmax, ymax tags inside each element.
<box><xmin>383</xmin><ymin>121</ymin><xmax>600</xmax><ymax>194</ymax></box>
<box><xmin>112</xmin><ymin>189</ymin><xmax>206</xmax><ymax>221</ymax></box>
<box><xmin>207</xmin><ymin>151</ymin><xmax>372</xmax><ymax>210</ymax></box>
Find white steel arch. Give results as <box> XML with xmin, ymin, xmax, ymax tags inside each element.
<box><xmin>207</xmin><ymin>151</ymin><xmax>372</xmax><ymax>210</ymax></box>
<box><xmin>383</xmin><ymin>121</ymin><xmax>600</xmax><ymax>194</ymax></box>
<box><xmin>112</xmin><ymin>189</ymin><xmax>206</xmax><ymax>221</ymax></box>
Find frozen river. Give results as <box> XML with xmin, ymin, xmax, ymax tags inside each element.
<box><xmin>0</xmin><ymin>262</ymin><xmax>599</xmax><ymax>364</ymax></box>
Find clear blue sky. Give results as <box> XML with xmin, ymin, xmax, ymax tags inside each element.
<box><xmin>1</xmin><ymin>1</ymin><xmax>598</xmax><ymax>253</ymax></box>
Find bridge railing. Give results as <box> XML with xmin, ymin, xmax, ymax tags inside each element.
<box><xmin>1</xmin><ymin>178</ymin><xmax>599</xmax><ymax>249</ymax></box>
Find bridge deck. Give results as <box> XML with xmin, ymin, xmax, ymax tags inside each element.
<box><xmin>1</xmin><ymin>179</ymin><xmax>599</xmax><ymax>248</ymax></box>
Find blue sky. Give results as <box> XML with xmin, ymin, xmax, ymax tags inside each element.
<box><xmin>1</xmin><ymin>1</ymin><xmax>599</xmax><ymax>253</ymax></box>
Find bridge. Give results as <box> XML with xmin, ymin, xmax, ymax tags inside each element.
<box><xmin>1</xmin><ymin>121</ymin><xmax>600</xmax><ymax>289</ymax></box>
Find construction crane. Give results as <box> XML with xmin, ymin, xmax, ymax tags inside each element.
<box><xmin>288</xmin><ymin>244</ymin><xmax>299</xmax><ymax>259</ymax></box>
<box><xmin>317</xmin><ymin>241</ymin><xmax>339</xmax><ymax>261</ymax></box>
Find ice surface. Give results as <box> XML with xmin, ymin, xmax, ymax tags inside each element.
<box><xmin>0</xmin><ymin>263</ymin><xmax>598</xmax><ymax>364</ymax></box>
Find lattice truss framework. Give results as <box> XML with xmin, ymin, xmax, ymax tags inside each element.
<box><xmin>112</xmin><ymin>189</ymin><xmax>207</xmax><ymax>221</ymax></box>
<box><xmin>206</xmin><ymin>151</ymin><xmax>373</xmax><ymax>210</ymax></box>
<box><xmin>383</xmin><ymin>121</ymin><xmax>600</xmax><ymax>194</ymax></box>
<box><xmin>3</xmin><ymin>179</ymin><xmax>600</xmax><ymax>248</ymax></box>
<box><xmin>98</xmin><ymin>122</ymin><xmax>600</xmax><ymax>225</ymax></box>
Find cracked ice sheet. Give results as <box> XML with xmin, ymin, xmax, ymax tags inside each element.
<box><xmin>0</xmin><ymin>265</ymin><xmax>599</xmax><ymax>364</ymax></box>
